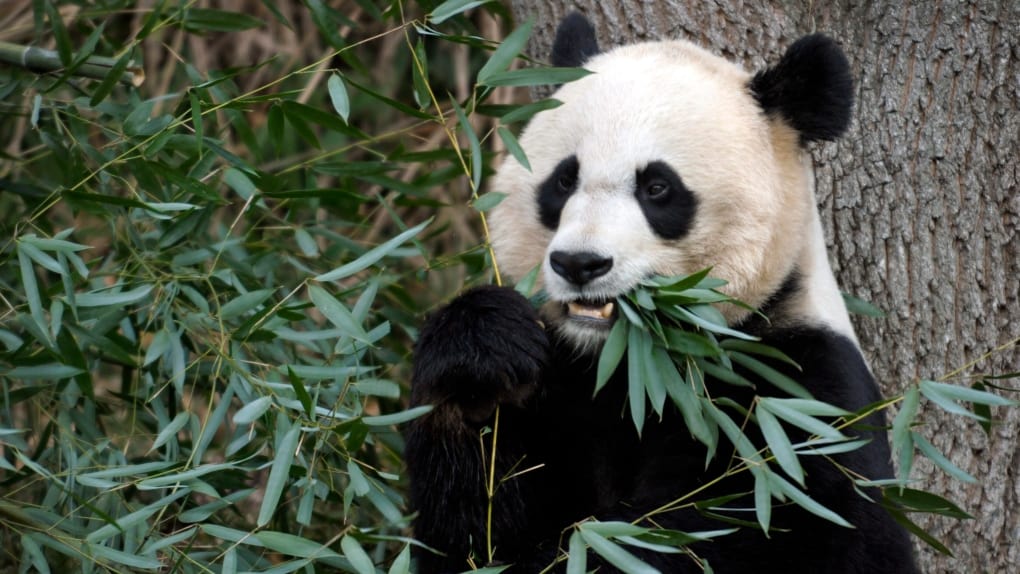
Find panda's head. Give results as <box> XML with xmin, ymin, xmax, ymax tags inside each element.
<box><xmin>490</xmin><ymin>13</ymin><xmax>854</xmax><ymax>350</ymax></box>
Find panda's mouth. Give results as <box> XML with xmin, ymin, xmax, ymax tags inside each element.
<box><xmin>564</xmin><ymin>299</ymin><xmax>616</xmax><ymax>325</ymax></box>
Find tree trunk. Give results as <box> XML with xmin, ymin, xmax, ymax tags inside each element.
<box><xmin>507</xmin><ymin>1</ymin><xmax>1020</xmax><ymax>572</ymax></box>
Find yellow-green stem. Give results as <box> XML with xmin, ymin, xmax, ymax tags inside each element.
<box><xmin>486</xmin><ymin>405</ymin><xmax>501</xmax><ymax>563</ymax></box>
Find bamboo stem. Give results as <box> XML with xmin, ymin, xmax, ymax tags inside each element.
<box><xmin>0</xmin><ymin>41</ymin><xmax>144</xmax><ymax>86</ymax></box>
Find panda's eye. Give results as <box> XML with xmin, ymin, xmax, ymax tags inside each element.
<box><xmin>557</xmin><ymin>174</ymin><xmax>576</xmax><ymax>192</ymax></box>
<box><xmin>645</xmin><ymin>181</ymin><xmax>670</xmax><ymax>200</ymax></box>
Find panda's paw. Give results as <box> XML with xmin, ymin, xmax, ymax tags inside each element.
<box><xmin>411</xmin><ymin>285</ymin><xmax>547</xmax><ymax>423</ymax></box>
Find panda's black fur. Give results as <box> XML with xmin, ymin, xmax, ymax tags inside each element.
<box><xmin>405</xmin><ymin>14</ymin><xmax>920</xmax><ymax>574</ymax></box>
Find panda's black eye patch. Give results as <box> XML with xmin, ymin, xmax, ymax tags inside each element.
<box><xmin>538</xmin><ymin>155</ymin><xmax>580</xmax><ymax>230</ymax></box>
<box><xmin>635</xmin><ymin>161</ymin><xmax>698</xmax><ymax>239</ymax></box>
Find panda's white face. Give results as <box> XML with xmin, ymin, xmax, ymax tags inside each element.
<box><xmin>490</xmin><ymin>40</ymin><xmax>840</xmax><ymax>350</ymax></box>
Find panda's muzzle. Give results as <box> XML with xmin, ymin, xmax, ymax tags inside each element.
<box><xmin>548</xmin><ymin>250</ymin><xmax>618</xmax><ymax>325</ymax></box>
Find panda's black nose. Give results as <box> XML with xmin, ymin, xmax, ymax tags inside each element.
<box><xmin>549</xmin><ymin>251</ymin><xmax>614</xmax><ymax>285</ymax></box>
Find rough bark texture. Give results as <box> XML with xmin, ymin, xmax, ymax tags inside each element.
<box><xmin>507</xmin><ymin>1</ymin><xmax>1019</xmax><ymax>572</ymax></box>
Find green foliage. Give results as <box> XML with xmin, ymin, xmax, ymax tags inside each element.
<box><xmin>2</xmin><ymin>2</ymin><xmax>1016</xmax><ymax>573</ymax></box>
<box><xmin>573</xmin><ymin>273</ymin><xmax>1019</xmax><ymax>572</ymax></box>
<box><xmin>0</xmin><ymin>1</ymin><xmax>551</xmax><ymax>571</ymax></box>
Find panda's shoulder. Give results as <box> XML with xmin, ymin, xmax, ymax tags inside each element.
<box><xmin>760</xmin><ymin>324</ymin><xmax>881</xmax><ymax>410</ymax></box>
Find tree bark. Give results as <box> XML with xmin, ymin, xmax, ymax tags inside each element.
<box><xmin>506</xmin><ymin>1</ymin><xmax>1020</xmax><ymax>572</ymax></box>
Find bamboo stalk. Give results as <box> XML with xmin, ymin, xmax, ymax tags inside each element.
<box><xmin>0</xmin><ymin>41</ymin><xmax>144</xmax><ymax>86</ymax></box>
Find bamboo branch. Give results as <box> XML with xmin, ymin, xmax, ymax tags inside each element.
<box><xmin>0</xmin><ymin>41</ymin><xmax>144</xmax><ymax>86</ymax></box>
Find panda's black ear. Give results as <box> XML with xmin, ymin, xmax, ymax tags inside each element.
<box><xmin>751</xmin><ymin>34</ymin><xmax>854</xmax><ymax>143</ymax></box>
<box><xmin>551</xmin><ymin>12</ymin><xmax>600</xmax><ymax>67</ymax></box>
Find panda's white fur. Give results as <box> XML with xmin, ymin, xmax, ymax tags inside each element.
<box><xmin>489</xmin><ymin>40</ymin><xmax>856</xmax><ymax>346</ymax></box>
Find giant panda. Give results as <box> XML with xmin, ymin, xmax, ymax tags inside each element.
<box><xmin>405</xmin><ymin>13</ymin><xmax>920</xmax><ymax>574</ymax></box>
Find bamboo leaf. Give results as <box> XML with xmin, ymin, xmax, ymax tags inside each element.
<box><xmin>150</xmin><ymin>412</ymin><xmax>191</xmax><ymax>452</ymax></box>
<box><xmin>138</xmin><ymin>462</ymin><xmax>238</xmax><ymax>490</ymax></box>
<box><xmin>88</xmin><ymin>51</ymin><xmax>134</xmax><ymax>106</ymax></box>
<box><xmin>362</xmin><ymin>405</ymin><xmax>433</xmax><ymax>427</ymax></box>
<box><xmin>663</xmin><ymin>329</ymin><xmax>720</xmax><ymax>357</ymax></box>
<box><xmin>500</xmin><ymin>98</ymin><xmax>562</xmax><ymax>124</ymax></box>
<box><xmin>347</xmin><ymin>460</ymin><xmax>371</xmax><ymax>496</ymax></box>
<box><xmin>308</xmin><ymin>284</ymin><xmax>370</xmax><ymax>342</ymax></box>
<box><xmin>911</xmin><ymin>432</ymin><xmax>976</xmax><ymax>483</ymax></box>
<box><xmin>20</xmin><ymin>535</ymin><xmax>49</xmax><ymax>574</ymax></box>
<box><xmin>86</xmin><ymin>490</ymin><xmax>189</xmax><ymax>543</ymax></box>
<box><xmin>254</xmin><ymin>530</ymin><xmax>343</xmax><ymax>559</ymax></box>
<box><xmin>794</xmin><ymin>438</ymin><xmax>871</xmax><ymax>456</ymax></box>
<box><xmin>971</xmin><ymin>381</ymin><xmax>994</xmax><ymax>436</ymax></box>
<box><xmin>758</xmin><ymin>398</ymin><xmax>845</xmax><ymax>441</ymax></box>
<box><xmin>662</xmin><ymin>358</ymin><xmax>712</xmax><ymax>447</ymax></box>
<box><xmin>219</xmin><ymin>288</ymin><xmax>274</xmax><ymax>320</ymax></box>
<box><xmin>582</xmin><ymin>522</ymin><xmax>649</xmax><ymax>538</ymax></box>
<box><xmin>268</xmin><ymin>102</ymin><xmax>284</xmax><ymax>152</ymax></box>
<box><xmin>430</xmin><ymin>0</ymin><xmax>494</xmax><ymax>24</ymax></box>
<box><xmin>233</xmin><ymin>396</ymin><xmax>274</xmax><ymax>425</ymax></box>
<box><xmin>627</xmin><ymin>326</ymin><xmax>650</xmax><ymax>435</ymax></box>
<box><xmin>881</xmin><ymin>505</ymin><xmax>953</xmax><ymax>556</ymax></box>
<box><xmin>388</xmin><ymin>545</ymin><xmax>412</xmax><ymax>574</ymax></box>
<box><xmin>756</xmin><ymin>405</ymin><xmax>804</xmax><ymax>485</ymax></box>
<box><xmin>882</xmin><ymin>487</ymin><xmax>972</xmax><ymax>519</ymax></box>
<box><xmin>478</xmin><ymin>20</ymin><xmax>533</xmax><ymax>84</ymax></box>
<box><xmin>452</xmin><ymin>100</ymin><xmax>482</xmax><ymax>193</ymax></box>
<box><xmin>341</xmin><ymin>535</ymin><xmax>376</xmax><ymax>574</ymax></box>
<box><xmin>754</xmin><ymin>471</ymin><xmax>772</xmax><ymax>534</ymax></box>
<box><xmin>892</xmin><ymin>387</ymin><xmax>920</xmax><ymax>480</ymax></box>
<box><xmin>328</xmin><ymin>73</ymin><xmax>351</xmax><ymax>123</ymax></box>
<box><xmin>20</xmin><ymin>235</ymin><xmax>90</xmax><ymax>253</ymax></box>
<box><xmin>674</xmin><ymin>306</ymin><xmax>757</xmax><ymax>341</ymax></box>
<box><xmin>703</xmin><ymin>400</ymin><xmax>762</xmax><ymax>466</ymax></box>
<box><xmin>921</xmin><ymin>379</ymin><xmax>1017</xmax><ymax>408</ymax></box>
<box><xmin>842</xmin><ymin>292</ymin><xmax>886</xmax><ymax>317</ymax></box>
<box><xmin>315</xmin><ymin>219</ymin><xmax>431</xmax><ymax>282</ymax></box>
<box><xmin>295</xmin><ymin>227</ymin><xmax>319</xmax><ymax>257</ymax></box>
<box><xmin>287</xmin><ymin>367</ymin><xmax>315</xmax><ymax>418</ymax></box>
<box><xmin>579</xmin><ymin>529</ymin><xmax>660</xmax><ymax>574</ymax></box>
<box><xmin>719</xmin><ymin>339</ymin><xmax>799</xmax><ymax>368</ymax></box>
<box><xmin>44</xmin><ymin>2</ymin><xmax>72</xmax><ymax>64</ymax></box>
<box><xmin>728</xmin><ymin>351</ymin><xmax>811</xmax><ymax>399</ymax></box>
<box><xmin>644</xmin><ymin>346</ymin><xmax>669</xmax><ymax>417</ymax></box>
<box><xmin>480</xmin><ymin>67</ymin><xmax>594</xmax><ymax>87</ymax></box>
<box><xmin>411</xmin><ymin>38</ymin><xmax>430</xmax><ymax>110</ymax></box>
<box><xmin>179</xmin><ymin>489</ymin><xmax>253</xmax><ymax>523</ymax></box>
<box><xmin>5</xmin><ymin>363</ymin><xmax>83</xmax><ymax>380</ymax></box>
<box><xmin>19</xmin><ymin>242</ymin><xmax>64</xmax><ymax>274</ymax></box>
<box><xmin>766</xmin><ymin>398</ymin><xmax>850</xmax><ymax>418</ymax></box>
<box><xmin>182</xmin><ymin>8</ymin><xmax>264</xmax><ymax>32</ymax></box>
<box><xmin>223</xmin><ymin>167</ymin><xmax>258</xmax><ymax>200</ymax></box>
<box><xmin>142</xmin><ymin>328</ymin><xmax>170</xmax><ymax>366</ymax></box>
<box><xmin>567</xmin><ymin>530</ymin><xmax>587</xmax><ymax>574</ymax></box>
<box><xmin>189</xmin><ymin>89</ymin><xmax>203</xmax><ymax>151</ymax></box>
<box><xmin>17</xmin><ymin>248</ymin><xmax>46</xmax><ymax>338</ymax></box>
<box><xmin>769</xmin><ymin>473</ymin><xmax>853</xmax><ymax>528</ymax></box>
<box><xmin>258</xmin><ymin>417</ymin><xmax>301</xmax><ymax>526</ymax></box>
<box><xmin>497</xmin><ymin>126</ymin><xmax>531</xmax><ymax>171</ymax></box>
<box><xmin>75</xmin><ymin>284</ymin><xmax>153</xmax><ymax>307</ymax></box>
<box><xmin>87</xmin><ymin>544</ymin><xmax>162</xmax><ymax>569</ymax></box>
<box><xmin>472</xmin><ymin>191</ymin><xmax>507</xmax><ymax>212</ymax></box>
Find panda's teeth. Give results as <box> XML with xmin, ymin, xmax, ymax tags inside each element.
<box><xmin>567</xmin><ymin>301</ymin><xmax>615</xmax><ymax>320</ymax></box>
<box><xmin>599</xmin><ymin>302</ymin><xmax>615</xmax><ymax>319</ymax></box>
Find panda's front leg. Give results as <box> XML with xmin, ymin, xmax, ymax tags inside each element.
<box><xmin>404</xmin><ymin>285</ymin><xmax>549</xmax><ymax>573</ymax></box>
